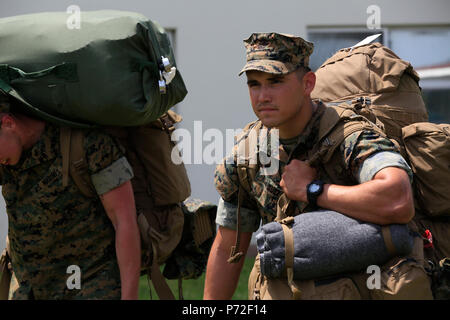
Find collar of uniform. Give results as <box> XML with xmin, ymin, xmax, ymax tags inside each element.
<box><xmin>15</xmin><ymin>124</ymin><xmax>59</xmax><ymax>172</ymax></box>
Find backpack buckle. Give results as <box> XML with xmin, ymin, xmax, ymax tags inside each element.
<box><xmin>160</xmin><ymin>56</ymin><xmax>172</xmax><ymax>73</ymax></box>
<box><xmin>158</xmin><ymin>71</ymin><xmax>167</xmax><ymax>94</ymax></box>
<box><xmin>159</xmin><ymin>113</ymin><xmax>175</xmax><ymax>132</ymax></box>
<box><xmin>353</xmin><ymin>97</ymin><xmax>372</xmax><ymax>110</ymax></box>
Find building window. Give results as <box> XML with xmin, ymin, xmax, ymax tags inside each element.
<box><xmin>307</xmin><ymin>26</ymin><xmax>450</xmax><ymax>123</ymax></box>
<box><xmin>307</xmin><ymin>28</ymin><xmax>386</xmax><ymax>71</ymax></box>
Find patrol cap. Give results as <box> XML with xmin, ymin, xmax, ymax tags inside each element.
<box><xmin>239</xmin><ymin>32</ymin><xmax>314</xmax><ymax>76</ymax></box>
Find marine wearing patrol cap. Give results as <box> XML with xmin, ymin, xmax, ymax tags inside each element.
<box><xmin>239</xmin><ymin>32</ymin><xmax>314</xmax><ymax>76</ymax></box>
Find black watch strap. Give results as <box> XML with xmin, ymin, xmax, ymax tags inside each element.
<box><xmin>307</xmin><ymin>180</ymin><xmax>324</xmax><ymax>209</ymax></box>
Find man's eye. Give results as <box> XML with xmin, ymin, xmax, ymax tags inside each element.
<box><xmin>271</xmin><ymin>78</ymin><xmax>283</xmax><ymax>84</ymax></box>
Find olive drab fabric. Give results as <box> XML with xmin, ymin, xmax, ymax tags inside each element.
<box><xmin>0</xmin><ymin>11</ymin><xmax>187</xmax><ymax>128</ymax></box>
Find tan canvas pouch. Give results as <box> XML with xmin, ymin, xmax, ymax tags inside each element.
<box><xmin>368</xmin><ymin>236</ymin><xmax>433</xmax><ymax>300</ymax></box>
<box><xmin>249</xmin><ymin>255</ymin><xmax>361</xmax><ymax>300</ymax></box>
<box><xmin>402</xmin><ymin>122</ymin><xmax>450</xmax><ymax>217</ymax></box>
<box><xmin>128</xmin><ymin>112</ymin><xmax>191</xmax><ymax>206</ymax></box>
<box><xmin>100</xmin><ymin>127</ymin><xmax>183</xmax><ymax>265</ymax></box>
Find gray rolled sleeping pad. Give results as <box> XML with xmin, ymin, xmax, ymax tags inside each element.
<box><xmin>255</xmin><ymin>210</ymin><xmax>416</xmax><ymax>280</ymax></box>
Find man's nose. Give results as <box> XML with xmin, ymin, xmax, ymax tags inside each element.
<box><xmin>257</xmin><ymin>86</ymin><xmax>272</xmax><ymax>103</ymax></box>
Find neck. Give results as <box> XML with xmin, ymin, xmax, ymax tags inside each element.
<box><xmin>278</xmin><ymin>99</ymin><xmax>316</xmax><ymax>139</ymax></box>
<box><xmin>16</xmin><ymin>115</ymin><xmax>46</xmax><ymax>150</ymax></box>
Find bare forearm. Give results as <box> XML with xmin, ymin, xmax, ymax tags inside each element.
<box><xmin>204</xmin><ymin>228</ymin><xmax>252</xmax><ymax>300</ymax></box>
<box><xmin>115</xmin><ymin>218</ymin><xmax>141</xmax><ymax>300</ymax></box>
<box><xmin>318</xmin><ymin>175</ymin><xmax>414</xmax><ymax>225</ymax></box>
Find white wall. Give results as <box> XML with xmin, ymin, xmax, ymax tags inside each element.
<box><xmin>1</xmin><ymin>0</ymin><xmax>449</xmax><ymax>250</ymax></box>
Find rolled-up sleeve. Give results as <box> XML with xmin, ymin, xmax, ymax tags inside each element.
<box><xmin>357</xmin><ymin>151</ymin><xmax>412</xmax><ymax>184</ymax></box>
<box><xmin>215</xmin><ymin>198</ymin><xmax>261</xmax><ymax>233</ymax></box>
<box><xmin>84</xmin><ymin>129</ymin><xmax>134</xmax><ymax>195</ymax></box>
<box><xmin>91</xmin><ymin>156</ymin><xmax>134</xmax><ymax>195</ymax></box>
<box><xmin>342</xmin><ymin>130</ymin><xmax>412</xmax><ymax>183</ymax></box>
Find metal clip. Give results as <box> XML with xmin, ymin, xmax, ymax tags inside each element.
<box><xmin>161</xmin><ymin>56</ymin><xmax>172</xmax><ymax>72</ymax></box>
<box><xmin>159</xmin><ymin>71</ymin><xmax>167</xmax><ymax>94</ymax></box>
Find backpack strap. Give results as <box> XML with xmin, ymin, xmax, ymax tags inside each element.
<box><xmin>309</xmin><ymin>104</ymin><xmax>386</xmax><ymax>167</ymax></box>
<box><xmin>276</xmin><ymin>105</ymin><xmax>385</xmax><ymax>221</ymax></box>
<box><xmin>228</xmin><ymin>121</ymin><xmax>261</xmax><ymax>264</ymax></box>
<box><xmin>280</xmin><ymin>216</ymin><xmax>301</xmax><ymax>299</ymax></box>
<box><xmin>148</xmin><ymin>242</ymin><xmax>176</xmax><ymax>300</ymax></box>
<box><xmin>59</xmin><ymin>127</ymin><xmax>96</xmax><ymax>198</ymax></box>
<box><xmin>381</xmin><ymin>226</ymin><xmax>397</xmax><ymax>257</ymax></box>
<box><xmin>227</xmin><ymin>186</ymin><xmax>245</xmax><ymax>263</ymax></box>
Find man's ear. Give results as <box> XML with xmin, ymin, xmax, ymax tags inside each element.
<box><xmin>0</xmin><ymin>114</ymin><xmax>16</xmax><ymax>130</ymax></box>
<box><xmin>303</xmin><ymin>71</ymin><xmax>316</xmax><ymax>96</ymax></box>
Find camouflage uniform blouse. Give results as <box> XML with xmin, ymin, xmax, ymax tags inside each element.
<box><xmin>0</xmin><ymin>124</ymin><xmax>134</xmax><ymax>299</ymax></box>
<box><xmin>214</xmin><ymin>102</ymin><xmax>412</xmax><ymax>232</ymax></box>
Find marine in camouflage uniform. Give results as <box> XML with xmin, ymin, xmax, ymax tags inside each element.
<box><xmin>215</xmin><ymin>102</ymin><xmax>412</xmax><ymax>231</ymax></box>
<box><xmin>0</xmin><ymin>102</ymin><xmax>134</xmax><ymax>299</ymax></box>
<box><xmin>204</xmin><ymin>32</ymin><xmax>430</xmax><ymax>300</ymax></box>
<box><xmin>215</xmin><ymin>32</ymin><xmax>412</xmax><ymax>232</ymax></box>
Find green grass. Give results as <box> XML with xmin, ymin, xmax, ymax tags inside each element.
<box><xmin>139</xmin><ymin>257</ymin><xmax>254</xmax><ymax>300</ymax></box>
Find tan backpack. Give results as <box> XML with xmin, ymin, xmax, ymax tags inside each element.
<box><xmin>311</xmin><ymin>42</ymin><xmax>450</xmax><ymax>298</ymax></box>
<box><xmin>311</xmin><ymin>42</ymin><xmax>450</xmax><ymax>220</ymax></box>
<box><xmin>311</xmin><ymin>42</ymin><xmax>428</xmax><ymax>146</ymax></box>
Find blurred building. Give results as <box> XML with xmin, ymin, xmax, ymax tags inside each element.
<box><xmin>0</xmin><ymin>0</ymin><xmax>449</xmax><ymax>251</ymax></box>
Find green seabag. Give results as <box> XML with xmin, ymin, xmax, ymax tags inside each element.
<box><xmin>0</xmin><ymin>10</ymin><xmax>187</xmax><ymax>128</ymax></box>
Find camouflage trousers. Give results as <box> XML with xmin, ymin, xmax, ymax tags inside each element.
<box><xmin>10</xmin><ymin>261</ymin><xmax>121</xmax><ymax>300</ymax></box>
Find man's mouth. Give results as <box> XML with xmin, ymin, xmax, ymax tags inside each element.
<box><xmin>258</xmin><ymin>107</ymin><xmax>277</xmax><ymax>112</ymax></box>
<box><xmin>1</xmin><ymin>159</ymin><xmax>9</xmax><ymax>165</ymax></box>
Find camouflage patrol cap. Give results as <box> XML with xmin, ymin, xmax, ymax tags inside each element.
<box><xmin>239</xmin><ymin>32</ymin><xmax>314</xmax><ymax>76</ymax></box>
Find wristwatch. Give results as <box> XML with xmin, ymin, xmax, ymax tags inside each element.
<box><xmin>306</xmin><ymin>180</ymin><xmax>325</xmax><ymax>209</ymax></box>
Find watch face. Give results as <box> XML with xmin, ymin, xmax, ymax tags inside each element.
<box><xmin>309</xmin><ymin>183</ymin><xmax>321</xmax><ymax>193</ymax></box>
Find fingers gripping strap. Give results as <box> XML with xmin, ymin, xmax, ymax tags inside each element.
<box><xmin>280</xmin><ymin>218</ymin><xmax>301</xmax><ymax>300</ymax></box>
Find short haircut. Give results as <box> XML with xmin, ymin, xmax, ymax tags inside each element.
<box><xmin>295</xmin><ymin>65</ymin><xmax>312</xmax><ymax>81</ymax></box>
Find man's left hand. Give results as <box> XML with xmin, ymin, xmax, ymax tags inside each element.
<box><xmin>280</xmin><ymin>159</ymin><xmax>317</xmax><ymax>202</ymax></box>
